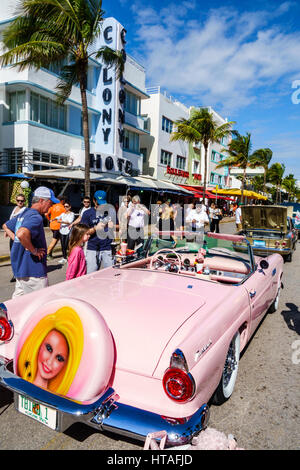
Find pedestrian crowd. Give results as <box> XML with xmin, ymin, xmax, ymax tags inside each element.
<box><xmin>2</xmin><ymin>185</ymin><xmax>239</xmax><ymax>298</ymax></box>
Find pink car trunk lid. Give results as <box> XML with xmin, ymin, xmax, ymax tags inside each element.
<box><xmin>61</xmin><ymin>269</ymin><xmax>206</xmax><ymax>376</ymax></box>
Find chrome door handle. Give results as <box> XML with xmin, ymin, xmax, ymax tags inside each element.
<box><xmin>249</xmin><ymin>290</ymin><xmax>256</xmax><ymax>298</ymax></box>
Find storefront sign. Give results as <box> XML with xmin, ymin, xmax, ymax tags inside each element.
<box><xmin>193</xmin><ymin>173</ymin><xmax>202</xmax><ymax>181</ymax></box>
<box><xmin>166</xmin><ymin>166</ymin><xmax>189</xmax><ymax>178</ymax></box>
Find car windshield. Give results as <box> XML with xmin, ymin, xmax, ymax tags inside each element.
<box><xmin>117</xmin><ymin>232</ymin><xmax>254</xmax><ymax>284</ymax></box>
<box><xmin>146</xmin><ymin>232</ymin><xmax>252</xmax><ymax>263</ymax></box>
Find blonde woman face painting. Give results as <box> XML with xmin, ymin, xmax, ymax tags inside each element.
<box><xmin>17</xmin><ymin>307</ymin><xmax>84</xmax><ymax>396</ymax></box>
<box><xmin>35</xmin><ymin>329</ymin><xmax>69</xmax><ymax>389</ymax></box>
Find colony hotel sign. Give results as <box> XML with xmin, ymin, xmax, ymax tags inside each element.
<box><xmin>89</xmin><ymin>18</ymin><xmax>132</xmax><ymax>175</ymax></box>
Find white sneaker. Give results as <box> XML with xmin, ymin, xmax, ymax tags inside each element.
<box><xmin>58</xmin><ymin>258</ymin><xmax>67</xmax><ymax>264</ymax></box>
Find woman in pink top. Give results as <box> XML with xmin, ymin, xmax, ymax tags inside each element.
<box><xmin>66</xmin><ymin>224</ymin><xmax>90</xmax><ymax>280</ymax></box>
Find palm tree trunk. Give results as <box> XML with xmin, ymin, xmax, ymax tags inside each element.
<box><xmin>241</xmin><ymin>168</ymin><xmax>246</xmax><ymax>204</ymax></box>
<box><xmin>203</xmin><ymin>144</ymin><xmax>208</xmax><ymax>201</ymax></box>
<box><xmin>79</xmin><ymin>73</ymin><xmax>91</xmax><ymax>198</ymax></box>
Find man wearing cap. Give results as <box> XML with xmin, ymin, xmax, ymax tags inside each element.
<box><xmin>2</xmin><ymin>186</ymin><xmax>59</xmax><ymax>297</ymax></box>
<box><xmin>81</xmin><ymin>190</ymin><xmax>115</xmax><ymax>273</ymax></box>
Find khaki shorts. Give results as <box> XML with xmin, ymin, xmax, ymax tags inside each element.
<box><xmin>236</xmin><ymin>223</ymin><xmax>242</xmax><ymax>232</ymax></box>
<box><xmin>13</xmin><ymin>276</ymin><xmax>48</xmax><ymax>298</ymax></box>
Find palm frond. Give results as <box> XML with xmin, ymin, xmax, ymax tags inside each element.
<box><xmin>55</xmin><ymin>62</ymin><xmax>79</xmax><ymax>103</ymax></box>
<box><xmin>94</xmin><ymin>46</ymin><xmax>125</xmax><ymax>78</ymax></box>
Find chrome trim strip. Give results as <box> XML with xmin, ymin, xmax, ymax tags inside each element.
<box><xmin>0</xmin><ymin>357</ymin><xmax>209</xmax><ymax>447</ymax></box>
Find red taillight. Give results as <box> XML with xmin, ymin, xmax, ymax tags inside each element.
<box><xmin>163</xmin><ymin>368</ymin><xmax>195</xmax><ymax>403</ymax></box>
<box><xmin>281</xmin><ymin>242</ymin><xmax>286</xmax><ymax>247</ymax></box>
<box><xmin>0</xmin><ymin>317</ymin><xmax>13</xmax><ymax>341</ymax></box>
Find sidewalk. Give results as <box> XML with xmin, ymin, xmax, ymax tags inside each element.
<box><xmin>0</xmin><ymin>217</ymin><xmax>235</xmax><ymax>264</ymax></box>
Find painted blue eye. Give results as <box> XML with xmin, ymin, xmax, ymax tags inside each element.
<box><xmin>46</xmin><ymin>343</ymin><xmax>53</xmax><ymax>353</ymax></box>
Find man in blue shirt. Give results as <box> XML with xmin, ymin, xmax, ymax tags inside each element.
<box><xmin>3</xmin><ymin>186</ymin><xmax>59</xmax><ymax>297</ymax></box>
<box><xmin>81</xmin><ymin>190</ymin><xmax>115</xmax><ymax>273</ymax></box>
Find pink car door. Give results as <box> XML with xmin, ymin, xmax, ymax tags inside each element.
<box><xmin>245</xmin><ymin>262</ymin><xmax>276</xmax><ymax>336</ymax></box>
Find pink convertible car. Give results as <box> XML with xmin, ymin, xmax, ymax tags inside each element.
<box><xmin>0</xmin><ymin>232</ymin><xmax>283</xmax><ymax>447</ymax></box>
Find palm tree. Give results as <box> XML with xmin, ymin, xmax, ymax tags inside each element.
<box><xmin>0</xmin><ymin>0</ymin><xmax>125</xmax><ymax>197</ymax></box>
<box><xmin>249</xmin><ymin>148</ymin><xmax>272</xmax><ymax>194</ymax></box>
<box><xmin>282</xmin><ymin>174</ymin><xmax>297</xmax><ymax>202</ymax></box>
<box><xmin>216</xmin><ymin>131</ymin><xmax>262</xmax><ymax>203</ymax></box>
<box><xmin>251</xmin><ymin>175</ymin><xmax>265</xmax><ymax>193</ymax></box>
<box><xmin>171</xmin><ymin>108</ymin><xmax>235</xmax><ymax>200</ymax></box>
<box><xmin>267</xmin><ymin>163</ymin><xmax>286</xmax><ymax>204</ymax></box>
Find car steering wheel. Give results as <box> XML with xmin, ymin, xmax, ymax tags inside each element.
<box><xmin>150</xmin><ymin>249</ymin><xmax>182</xmax><ymax>272</ymax></box>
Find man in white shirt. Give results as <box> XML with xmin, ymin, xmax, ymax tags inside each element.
<box><xmin>186</xmin><ymin>204</ymin><xmax>209</xmax><ymax>232</ymax></box>
<box><xmin>235</xmin><ymin>203</ymin><xmax>242</xmax><ymax>231</ymax></box>
<box><xmin>127</xmin><ymin>195</ymin><xmax>150</xmax><ymax>250</ymax></box>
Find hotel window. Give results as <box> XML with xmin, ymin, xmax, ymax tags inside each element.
<box><xmin>30</xmin><ymin>92</ymin><xmax>66</xmax><ymax>131</ymax></box>
<box><xmin>32</xmin><ymin>149</ymin><xmax>68</xmax><ymax>170</ymax></box>
<box><xmin>176</xmin><ymin>155</ymin><xmax>186</xmax><ymax>170</ymax></box>
<box><xmin>9</xmin><ymin>91</ymin><xmax>26</xmax><ymax>121</ymax></box>
<box><xmin>123</xmin><ymin>129</ymin><xmax>140</xmax><ymax>153</ymax></box>
<box><xmin>162</xmin><ymin>116</ymin><xmax>173</xmax><ymax>133</ymax></box>
<box><xmin>193</xmin><ymin>160</ymin><xmax>200</xmax><ymax>173</ymax></box>
<box><xmin>125</xmin><ymin>91</ymin><xmax>140</xmax><ymax>115</ymax></box>
<box><xmin>211</xmin><ymin>150</ymin><xmax>222</xmax><ymax>162</ymax></box>
<box><xmin>210</xmin><ymin>172</ymin><xmax>223</xmax><ymax>185</ymax></box>
<box><xmin>160</xmin><ymin>149</ymin><xmax>172</xmax><ymax>166</ymax></box>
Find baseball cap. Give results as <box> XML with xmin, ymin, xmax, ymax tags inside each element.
<box><xmin>33</xmin><ymin>186</ymin><xmax>60</xmax><ymax>203</ymax></box>
<box><xmin>94</xmin><ymin>190</ymin><xmax>107</xmax><ymax>205</ymax></box>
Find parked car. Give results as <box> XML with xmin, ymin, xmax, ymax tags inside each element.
<box><xmin>0</xmin><ymin>231</ymin><xmax>283</xmax><ymax>448</ymax></box>
<box><xmin>281</xmin><ymin>203</ymin><xmax>300</xmax><ymax>240</ymax></box>
<box><xmin>237</xmin><ymin>205</ymin><xmax>297</xmax><ymax>262</ymax></box>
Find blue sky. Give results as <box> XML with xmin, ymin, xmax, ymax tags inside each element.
<box><xmin>106</xmin><ymin>0</ymin><xmax>300</xmax><ymax>180</ymax></box>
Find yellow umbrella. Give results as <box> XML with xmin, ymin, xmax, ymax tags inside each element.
<box><xmin>211</xmin><ymin>188</ymin><xmax>267</xmax><ymax>200</ymax></box>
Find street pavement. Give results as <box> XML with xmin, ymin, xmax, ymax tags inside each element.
<box><xmin>0</xmin><ymin>221</ymin><xmax>299</xmax><ymax>450</ymax></box>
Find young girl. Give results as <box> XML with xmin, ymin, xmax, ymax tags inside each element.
<box><xmin>66</xmin><ymin>224</ymin><xmax>90</xmax><ymax>280</ymax></box>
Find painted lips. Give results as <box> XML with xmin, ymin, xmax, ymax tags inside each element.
<box><xmin>41</xmin><ymin>363</ymin><xmax>51</xmax><ymax>374</ymax></box>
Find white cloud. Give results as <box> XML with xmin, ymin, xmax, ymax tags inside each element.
<box><xmin>130</xmin><ymin>2</ymin><xmax>300</xmax><ymax>114</ymax></box>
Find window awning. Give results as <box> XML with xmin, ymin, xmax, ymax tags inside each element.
<box><xmin>23</xmin><ymin>168</ymin><xmax>194</xmax><ymax>195</ymax></box>
<box><xmin>0</xmin><ymin>173</ymin><xmax>30</xmax><ymax>179</ymax></box>
<box><xmin>178</xmin><ymin>185</ymin><xmax>216</xmax><ymax>198</ymax></box>
<box><xmin>211</xmin><ymin>188</ymin><xmax>267</xmax><ymax>200</ymax></box>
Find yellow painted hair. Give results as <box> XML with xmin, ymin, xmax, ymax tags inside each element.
<box><xmin>17</xmin><ymin>307</ymin><xmax>84</xmax><ymax>395</ymax></box>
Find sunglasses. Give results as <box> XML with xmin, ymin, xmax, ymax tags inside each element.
<box><xmin>17</xmin><ymin>199</ymin><xmax>25</xmax><ymax>203</ymax></box>
<box><xmin>64</xmin><ymin>205</ymin><xmax>70</xmax><ymax>208</ymax></box>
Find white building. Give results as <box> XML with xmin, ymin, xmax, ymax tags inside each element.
<box><xmin>0</xmin><ymin>1</ymin><xmax>149</xmax><ymax>183</ymax></box>
<box><xmin>140</xmin><ymin>89</ymin><xmax>240</xmax><ymax>192</ymax></box>
<box><xmin>140</xmin><ymin>87</ymin><xmax>190</xmax><ymax>185</ymax></box>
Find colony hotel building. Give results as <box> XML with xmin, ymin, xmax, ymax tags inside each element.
<box><xmin>0</xmin><ymin>1</ymin><xmax>151</xmax><ymax>209</ymax></box>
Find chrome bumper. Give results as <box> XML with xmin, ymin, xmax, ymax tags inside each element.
<box><xmin>0</xmin><ymin>357</ymin><xmax>209</xmax><ymax>447</ymax></box>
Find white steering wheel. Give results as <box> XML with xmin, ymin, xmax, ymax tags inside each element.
<box><xmin>150</xmin><ymin>248</ymin><xmax>182</xmax><ymax>272</ymax></box>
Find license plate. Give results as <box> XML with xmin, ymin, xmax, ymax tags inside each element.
<box><xmin>253</xmin><ymin>240</ymin><xmax>266</xmax><ymax>247</ymax></box>
<box><xmin>17</xmin><ymin>394</ymin><xmax>57</xmax><ymax>430</ymax></box>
